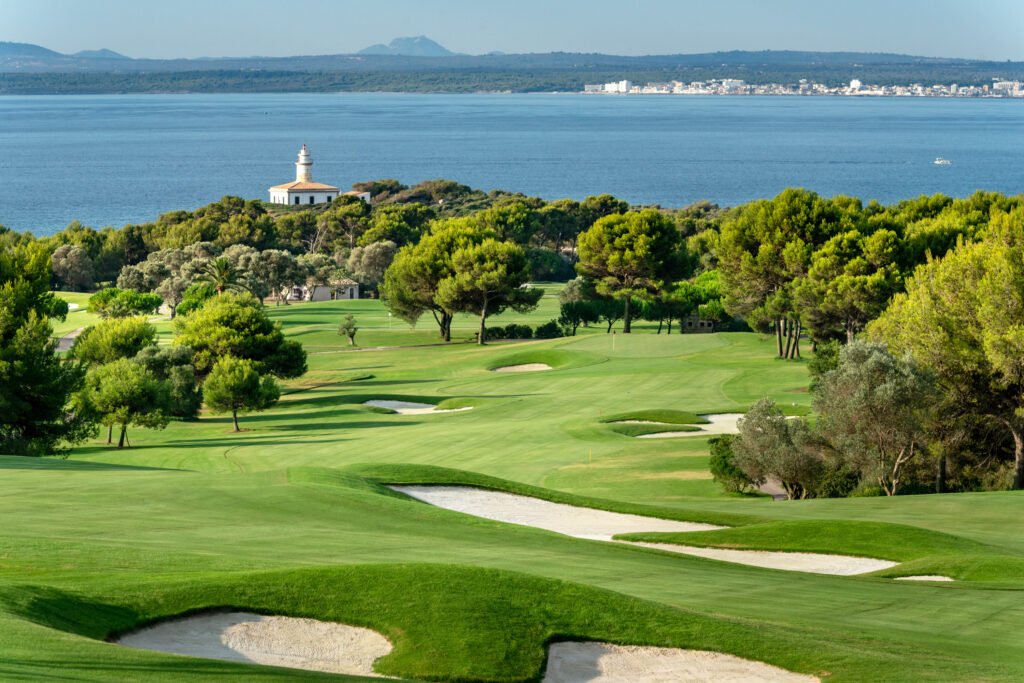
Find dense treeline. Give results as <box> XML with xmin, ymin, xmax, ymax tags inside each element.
<box><xmin>4</xmin><ymin>59</ymin><xmax>1024</xmax><ymax>94</ymax></box>
<box><xmin>4</xmin><ymin>181</ymin><xmax>1024</xmax><ymax>495</ymax></box>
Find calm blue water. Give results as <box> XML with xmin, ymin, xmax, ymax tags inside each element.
<box><xmin>0</xmin><ymin>93</ymin><xmax>1021</xmax><ymax>235</ymax></box>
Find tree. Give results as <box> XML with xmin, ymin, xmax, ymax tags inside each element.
<box><xmin>254</xmin><ymin>249</ymin><xmax>302</xmax><ymax>305</ymax></box>
<box><xmin>436</xmin><ymin>238</ymin><xmax>543</xmax><ymax>344</ymax></box>
<box><xmin>346</xmin><ymin>241</ymin><xmax>398</xmax><ymax>289</ymax></box>
<box><xmin>134</xmin><ymin>345</ymin><xmax>202</xmax><ymax>419</ymax></box>
<box><xmin>329</xmin><ymin>195</ymin><xmax>372</xmax><ymax>249</ymax></box>
<box><xmin>869</xmin><ymin>212</ymin><xmax>1024</xmax><ymax>489</ymax></box>
<box><xmin>0</xmin><ymin>243</ymin><xmax>89</xmax><ymax>456</ymax></box>
<box><xmin>582</xmin><ymin>194</ymin><xmax>629</xmax><ymax>220</ymax></box>
<box><xmin>733</xmin><ymin>399</ymin><xmax>823</xmax><ymax>500</ymax></box>
<box><xmin>794</xmin><ymin>229</ymin><xmax>903</xmax><ymax>344</ymax></box>
<box><xmin>176</xmin><ymin>283</ymin><xmax>216</xmax><ymax>317</ymax></box>
<box><xmin>337</xmin><ymin>314</ymin><xmax>358</xmax><ymax>345</ymax></box>
<box><xmin>198</xmin><ymin>256</ymin><xmax>244</xmax><ymax>295</ymax></box>
<box><xmin>474</xmin><ymin>201</ymin><xmax>540</xmax><ymax>245</ymax></box>
<box><xmin>718</xmin><ymin>189</ymin><xmax>857</xmax><ymax>358</ymax></box>
<box><xmin>79</xmin><ymin>358</ymin><xmax>170</xmax><ymax>448</ymax></box>
<box><xmin>576</xmin><ymin>209</ymin><xmax>680</xmax><ymax>333</ymax></box>
<box><xmin>358</xmin><ymin>203</ymin><xmax>435</xmax><ymax>247</ymax></box>
<box><xmin>558</xmin><ymin>300</ymin><xmax>599</xmax><ymax>336</ymax></box>
<box><xmin>70</xmin><ymin>317</ymin><xmax>157</xmax><ymax>366</ymax></box>
<box><xmin>50</xmin><ymin>244</ymin><xmax>94</xmax><ymax>291</ymax></box>
<box><xmin>203</xmin><ymin>356</ymin><xmax>280</xmax><ymax>432</ymax></box>
<box><xmin>172</xmin><ymin>292</ymin><xmax>306</xmax><ymax>379</ymax></box>
<box><xmin>813</xmin><ymin>341</ymin><xmax>938</xmax><ymax>496</ymax></box>
<box><xmin>380</xmin><ymin>218</ymin><xmax>494</xmax><ymax>342</ymax></box>
<box><xmin>708</xmin><ymin>435</ymin><xmax>754</xmax><ymax>493</ymax></box>
<box><xmin>87</xmin><ymin>288</ymin><xmax>163</xmax><ymax>319</ymax></box>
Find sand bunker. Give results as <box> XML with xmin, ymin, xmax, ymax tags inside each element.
<box><xmin>390</xmin><ymin>485</ymin><xmax>724</xmax><ymax>540</ymax></box>
<box><xmin>393</xmin><ymin>486</ymin><xmax>898</xmax><ymax>575</ymax></box>
<box><xmin>633</xmin><ymin>413</ymin><xmax>742</xmax><ymax>438</ymax></box>
<box><xmin>118</xmin><ymin>611</ymin><xmax>392</xmax><ymax>676</ymax></box>
<box><xmin>894</xmin><ymin>575</ymin><xmax>954</xmax><ymax>582</ymax></box>
<box><xmin>492</xmin><ymin>363</ymin><xmax>553</xmax><ymax>372</ymax></box>
<box><xmin>543</xmin><ymin>641</ymin><xmax>817</xmax><ymax>682</ymax></box>
<box><xmin>364</xmin><ymin>400</ymin><xmax>471</xmax><ymax>415</ymax></box>
<box><xmin>635</xmin><ymin>413</ymin><xmax>799</xmax><ymax>438</ymax></box>
<box><xmin>622</xmin><ymin>541</ymin><xmax>897</xmax><ymax>575</ymax></box>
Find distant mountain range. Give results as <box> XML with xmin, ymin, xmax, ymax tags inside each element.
<box><xmin>1</xmin><ymin>39</ymin><xmax>1022</xmax><ymax>94</ymax></box>
<box><xmin>1</xmin><ymin>38</ymin><xmax>1014</xmax><ymax>73</ymax></box>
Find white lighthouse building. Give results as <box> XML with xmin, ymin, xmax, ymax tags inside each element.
<box><xmin>269</xmin><ymin>145</ymin><xmax>367</xmax><ymax>205</ymax></box>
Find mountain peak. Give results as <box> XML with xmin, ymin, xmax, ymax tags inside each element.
<box><xmin>73</xmin><ymin>48</ymin><xmax>130</xmax><ymax>60</ymax></box>
<box><xmin>357</xmin><ymin>36</ymin><xmax>457</xmax><ymax>57</ymax></box>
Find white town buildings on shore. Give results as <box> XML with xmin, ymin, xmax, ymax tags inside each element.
<box><xmin>268</xmin><ymin>145</ymin><xmax>371</xmax><ymax>205</ymax></box>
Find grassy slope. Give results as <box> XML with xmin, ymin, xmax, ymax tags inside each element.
<box><xmin>3</xmin><ymin>298</ymin><xmax>1024</xmax><ymax>680</ymax></box>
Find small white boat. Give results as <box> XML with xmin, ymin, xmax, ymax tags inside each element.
<box><xmin>934</xmin><ymin>157</ymin><xmax>952</xmax><ymax>165</ymax></box>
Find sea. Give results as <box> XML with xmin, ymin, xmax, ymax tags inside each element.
<box><xmin>0</xmin><ymin>93</ymin><xmax>1021</xmax><ymax>236</ymax></box>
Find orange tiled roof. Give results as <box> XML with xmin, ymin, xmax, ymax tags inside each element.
<box><xmin>268</xmin><ymin>181</ymin><xmax>340</xmax><ymax>191</ymax></box>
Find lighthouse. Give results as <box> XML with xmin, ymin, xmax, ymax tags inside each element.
<box><xmin>268</xmin><ymin>145</ymin><xmax>341</xmax><ymax>205</ymax></box>
<box><xmin>295</xmin><ymin>143</ymin><xmax>313</xmax><ymax>182</ymax></box>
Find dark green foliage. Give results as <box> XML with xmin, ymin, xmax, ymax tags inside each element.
<box><xmin>815</xmin><ymin>463</ymin><xmax>861</xmax><ymax>498</ymax></box>
<box><xmin>558</xmin><ymin>300</ymin><xmax>600</xmax><ymax>335</ymax></box>
<box><xmin>172</xmin><ymin>292</ymin><xmax>307</xmax><ymax>379</ymax></box>
<box><xmin>70</xmin><ymin>317</ymin><xmax>157</xmax><ymax>366</ymax></box>
<box><xmin>503</xmin><ymin>324</ymin><xmax>533</xmax><ymax>340</ymax></box>
<box><xmin>133</xmin><ymin>346</ymin><xmax>201</xmax><ymax>420</ymax></box>
<box><xmin>708</xmin><ymin>435</ymin><xmax>754</xmax><ymax>493</ymax></box>
<box><xmin>808</xmin><ymin>339</ymin><xmax>841</xmax><ymax>392</ymax></box>
<box><xmin>0</xmin><ymin>243</ymin><xmax>90</xmax><ymax>456</ymax></box>
<box><xmin>526</xmin><ymin>247</ymin><xmax>574</xmax><ymax>281</ymax></box>
<box><xmin>203</xmin><ymin>356</ymin><xmax>280</xmax><ymax>432</ymax></box>
<box><xmin>175</xmin><ymin>283</ymin><xmax>215</xmax><ymax>317</ymax></box>
<box><xmin>77</xmin><ymin>358</ymin><xmax>171</xmax><ymax>448</ymax></box>
<box><xmin>533</xmin><ymin>320</ymin><xmax>561</xmax><ymax>339</ymax></box>
<box><xmin>87</xmin><ymin>287</ymin><xmax>163</xmax><ymax>318</ymax></box>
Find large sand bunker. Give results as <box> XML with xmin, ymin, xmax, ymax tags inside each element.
<box><xmin>634</xmin><ymin>413</ymin><xmax>743</xmax><ymax>438</ymax></box>
<box><xmin>543</xmin><ymin>641</ymin><xmax>817</xmax><ymax>682</ymax></box>
<box><xmin>390</xmin><ymin>485</ymin><xmax>724</xmax><ymax>540</ymax></box>
<box><xmin>118</xmin><ymin>611</ymin><xmax>392</xmax><ymax>676</ymax></box>
<box><xmin>622</xmin><ymin>541</ymin><xmax>897</xmax><ymax>575</ymax></box>
<box><xmin>492</xmin><ymin>363</ymin><xmax>553</xmax><ymax>372</ymax></box>
<box><xmin>364</xmin><ymin>400</ymin><xmax>471</xmax><ymax>415</ymax></box>
<box><xmin>392</xmin><ymin>486</ymin><xmax>898</xmax><ymax>575</ymax></box>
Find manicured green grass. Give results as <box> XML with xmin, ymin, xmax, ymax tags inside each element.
<box><xmin>5</xmin><ymin>303</ymin><xmax>1024</xmax><ymax>680</ymax></box>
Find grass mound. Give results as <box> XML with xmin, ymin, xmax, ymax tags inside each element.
<box><xmin>600</xmin><ymin>409</ymin><xmax>709</xmax><ymax>425</ymax></box>
<box><xmin>0</xmin><ymin>564</ymin><xmax>893</xmax><ymax>682</ymax></box>
<box><xmin>347</xmin><ymin>462</ymin><xmax>761</xmax><ymax>527</ymax></box>
<box><xmin>600</xmin><ymin>409</ymin><xmax>707</xmax><ymax>437</ymax></box>
<box><xmin>485</xmin><ymin>348</ymin><xmax>602</xmax><ymax>372</ymax></box>
<box><xmin>607</xmin><ymin>423</ymin><xmax>702</xmax><ymax>437</ymax></box>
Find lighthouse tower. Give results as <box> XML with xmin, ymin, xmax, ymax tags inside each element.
<box><xmin>295</xmin><ymin>144</ymin><xmax>313</xmax><ymax>182</ymax></box>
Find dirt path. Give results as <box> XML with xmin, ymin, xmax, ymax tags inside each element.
<box><xmin>55</xmin><ymin>327</ymin><xmax>85</xmax><ymax>352</ymax></box>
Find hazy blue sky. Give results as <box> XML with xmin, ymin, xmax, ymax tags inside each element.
<box><xmin>3</xmin><ymin>0</ymin><xmax>1022</xmax><ymax>60</ymax></box>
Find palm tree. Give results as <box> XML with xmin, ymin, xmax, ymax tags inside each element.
<box><xmin>198</xmin><ymin>257</ymin><xmax>243</xmax><ymax>295</ymax></box>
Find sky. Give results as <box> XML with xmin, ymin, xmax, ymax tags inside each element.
<box><xmin>2</xmin><ymin>0</ymin><xmax>1022</xmax><ymax>61</ymax></box>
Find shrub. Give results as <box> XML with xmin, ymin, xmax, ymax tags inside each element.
<box><xmin>534</xmin><ymin>320</ymin><xmax>561</xmax><ymax>339</ymax></box>
<box><xmin>503</xmin><ymin>323</ymin><xmax>533</xmax><ymax>339</ymax></box>
<box><xmin>816</xmin><ymin>463</ymin><xmax>861</xmax><ymax>498</ymax></box>
<box><xmin>708</xmin><ymin>435</ymin><xmax>754</xmax><ymax>493</ymax></box>
<box><xmin>483</xmin><ymin>326</ymin><xmax>506</xmax><ymax>341</ymax></box>
<box><xmin>849</xmin><ymin>485</ymin><xmax>885</xmax><ymax>498</ymax></box>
